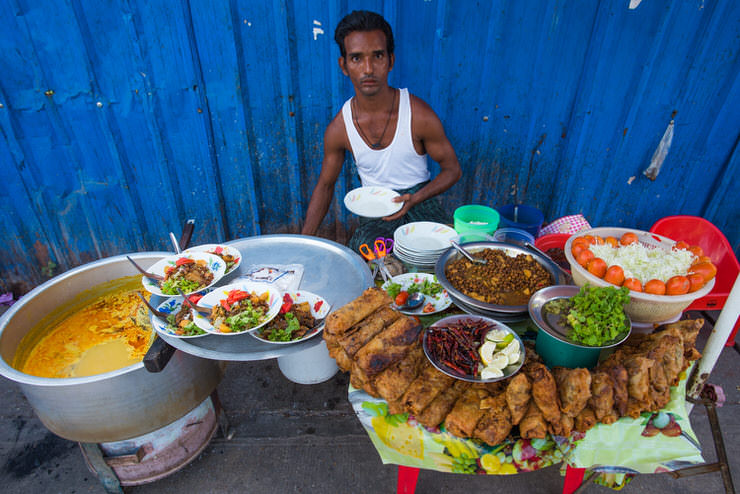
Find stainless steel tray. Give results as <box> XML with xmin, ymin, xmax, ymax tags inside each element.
<box><xmin>159</xmin><ymin>234</ymin><xmax>373</xmax><ymax>361</ymax></box>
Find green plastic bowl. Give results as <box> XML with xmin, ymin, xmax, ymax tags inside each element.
<box><xmin>454</xmin><ymin>205</ymin><xmax>500</xmax><ymax>234</ymax></box>
<box><xmin>535</xmin><ymin>329</ymin><xmax>602</xmax><ymax>369</ymax></box>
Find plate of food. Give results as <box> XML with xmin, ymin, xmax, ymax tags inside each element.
<box><xmin>251</xmin><ymin>291</ymin><xmax>331</xmax><ymax>344</ymax></box>
<box><xmin>150</xmin><ymin>292</ymin><xmax>210</xmax><ymax>338</ymax></box>
<box><xmin>142</xmin><ymin>252</ymin><xmax>226</xmax><ymax>297</ymax></box>
<box><xmin>381</xmin><ymin>273</ymin><xmax>451</xmax><ymax>315</ymax></box>
<box><xmin>422</xmin><ymin>314</ymin><xmax>525</xmax><ymax>382</ymax></box>
<box><xmin>343</xmin><ymin>186</ymin><xmax>402</xmax><ymax>218</ymax></box>
<box><xmin>191</xmin><ymin>282</ymin><xmax>281</xmax><ymax>335</ymax></box>
<box><xmin>184</xmin><ymin>243</ymin><xmax>242</xmax><ymax>275</ymax></box>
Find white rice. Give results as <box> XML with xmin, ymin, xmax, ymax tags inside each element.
<box><xmin>589</xmin><ymin>242</ymin><xmax>696</xmax><ymax>283</ymax></box>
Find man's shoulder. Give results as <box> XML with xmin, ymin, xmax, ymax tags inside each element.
<box><xmin>324</xmin><ymin>109</ymin><xmax>350</xmax><ymax>150</ymax></box>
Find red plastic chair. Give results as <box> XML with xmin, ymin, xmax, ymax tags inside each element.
<box><xmin>649</xmin><ymin>215</ymin><xmax>740</xmax><ymax>345</ymax></box>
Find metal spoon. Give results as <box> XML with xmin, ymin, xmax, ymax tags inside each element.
<box><xmin>169</xmin><ymin>232</ymin><xmax>182</xmax><ymax>253</ymax></box>
<box><xmin>136</xmin><ymin>291</ymin><xmax>170</xmax><ymax>319</ymax></box>
<box><xmin>522</xmin><ymin>241</ymin><xmax>573</xmax><ymax>284</ymax></box>
<box><xmin>397</xmin><ymin>292</ymin><xmax>425</xmax><ymax>311</ymax></box>
<box><xmin>450</xmin><ymin>240</ymin><xmax>488</xmax><ymax>265</ymax></box>
<box><xmin>127</xmin><ymin>256</ymin><xmax>165</xmax><ymax>281</ymax></box>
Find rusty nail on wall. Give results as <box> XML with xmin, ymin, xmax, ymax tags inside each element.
<box><xmin>96</xmin><ymin>102</ymin><xmax>103</xmax><ymax>108</ymax></box>
<box><xmin>45</xmin><ymin>90</ymin><xmax>54</xmax><ymax>97</ymax></box>
<box><xmin>0</xmin><ymin>103</ymin><xmax>4</xmax><ymax>108</ymax></box>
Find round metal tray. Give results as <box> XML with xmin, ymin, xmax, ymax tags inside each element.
<box><xmin>159</xmin><ymin>234</ymin><xmax>373</xmax><ymax>361</ymax></box>
<box><xmin>435</xmin><ymin>241</ymin><xmax>567</xmax><ymax>315</ymax></box>
<box><xmin>528</xmin><ymin>285</ymin><xmax>632</xmax><ymax>349</ymax></box>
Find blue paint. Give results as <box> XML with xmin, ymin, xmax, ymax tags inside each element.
<box><xmin>1</xmin><ymin>0</ymin><xmax>739</xmax><ymax>292</ymax></box>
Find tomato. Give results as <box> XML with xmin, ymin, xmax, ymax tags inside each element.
<box><xmin>422</xmin><ymin>302</ymin><xmax>435</xmax><ymax>313</ymax></box>
<box><xmin>693</xmin><ymin>255</ymin><xmax>712</xmax><ymax>265</ymax></box>
<box><xmin>620</xmin><ymin>232</ymin><xmax>639</xmax><ymax>246</ymax></box>
<box><xmin>688</xmin><ymin>245</ymin><xmax>704</xmax><ymax>258</ymax></box>
<box><xmin>576</xmin><ymin>249</ymin><xmax>594</xmax><ymax>267</ymax></box>
<box><xmin>689</xmin><ymin>262</ymin><xmax>717</xmax><ymax>282</ymax></box>
<box><xmin>220</xmin><ymin>299</ymin><xmax>232</xmax><ymax>311</ymax></box>
<box><xmin>623</xmin><ymin>278</ymin><xmax>643</xmax><ymax>292</ymax></box>
<box><xmin>586</xmin><ymin>257</ymin><xmax>607</xmax><ymax>278</ymax></box>
<box><xmin>674</xmin><ymin>240</ymin><xmax>689</xmax><ymax>251</ymax></box>
<box><xmin>280</xmin><ymin>293</ymin><xmax>293</xmax><ymax>314</ymax></box>
<box><xmin>604</xmin><ymin>236</ymin><xmax>619</xmax><ymax>248</ymax></box>
<box><xmin>665</xmin><ymin>276</ymin><xmax>690</xmax><ymax>295</ymax></box>
<box><xmin>395</xmin><ymin>291</ymin><xmax>409</xmax><ymax>306</ymax></box>
<box><xmin>188</xmin><ymin>293</ymin><xmax>203</xmax><ymax>304</ymax></box>
<box><xmin>604</xmin><ymin>265</ymin><xmax>625</xmax><ymax>286</ymax></box>
<box><xmin>572</xmin><ymin>237</ymin><xmax>590</xmax><ymax>249</ymax></box>
<box><xmin>582</xmin><ymin>235</ymin><xmax>596</xmax><ymax>245</ymax></box>
<box><xmin>687</xmin><ymin>273</ymin><xmax>705</xmax><ymax>293</ymax></box>
<box><xmin>592</xmin><ymin>236</ymin><xmax>605</xmax><ymax>245</ymax></box>
<box><xmin>175</xmin><ymin>257</ymin><xmax>195</xmax><ymax>266</ymax></box>
<box><xmin>164</xmin><ymin>266</ymin><xmax>175</xmax><ymax>275</ymax></box>
<box><xmin>227</xmin><ymin>289</ymin><xmax>249</xmax><ymax>304</ymax></box>
<box><xmin>313</xmin><ymin>300</ymin><xmax>324</xmax><ymax>312</ymax></box>
<box><xmin>571</xmin><ymin>244</ymin><xmax>585</xmax><ymax>258</ymax></box>
<box><xmin>644</xmin><ymin>279</ymin><xmax>667</xmax><ymax>295</ymax></box>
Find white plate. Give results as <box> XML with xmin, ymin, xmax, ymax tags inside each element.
<box><xmin>343</xmin><ymin>186</ymin><xmax>403</xmax><ymax>218</ymax></box>
<box><xmin>184</xmin><ymin>243</ymin><xmax>242</xmax><ymax>275</ymax></box>
<box><xmin>251</xmin><ymin>291</ymin><xmax>332</xmax><ymax>345</ymax></box>
<box><xmin>191</xmin><ymin>282</ymin><xmax>281</xmax><ymax>335</ymax></box>
<box><xmin>150</xmin><ymin>296</ymin><xmax>210</xmax><ymax>339</ymax></box>
<box><xmin>393</xmin><ymin>222</ymin><xmax>458</xmax><ymax>252</ymax></box>
<box><xmin>141</xmin><ymin>252</ymin><xmax>226</xmax><ymax>297</ymax></box>
<box><xmin>381</xmin><ymin>273</ymin><xmax>451</xmax><ymax>315</ymax></box>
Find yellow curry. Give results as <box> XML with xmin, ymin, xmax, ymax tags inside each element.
<box><xmin>14</xmin><ymin>276</ymin><xmax>155</xmax><ymax>378</ymax></box>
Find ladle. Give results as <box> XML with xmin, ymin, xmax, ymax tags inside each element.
<box><xmin>397</xmin><ymin>292</ymin><xmax>425</xmax><ymax>311</ymax></box>
<box><xmin>136</xmin><ymin>291</ymin><xmax>170</xmax><ymax>319</ymax></box>
<box><xmin>127</xmin><ymin>256</ymin><xmax>165</xmax><ymax>281</ymax></box>
<box><xmin>450</xmin><ymin>240</ymin><xmax>488</xmax><ymax>265</ymax></box>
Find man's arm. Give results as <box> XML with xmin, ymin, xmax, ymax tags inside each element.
<box><xmin>301</xmin><ymin>114</ymin><xmax>348</xmax><ymax>235</ymax></box>
<box><xmin>384</xmin><ymin>95</ymin><xmax>462</xmax><ymax>221</ymax></box>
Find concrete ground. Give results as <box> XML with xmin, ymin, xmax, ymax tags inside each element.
<box><xmin>0</xmin><ymin>311</ymin><xmax>738</xmax><ymax>494</ymax></box>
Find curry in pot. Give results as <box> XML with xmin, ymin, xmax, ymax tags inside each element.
<box><xmin>13</xmin><ymin>276</ymin><xmax>155</xmax><ymax>378</ymax></box>
<box><xmin>445</xmin><ymin>249</ymin><xmax>553</xmax><ymax>305</ymax></box>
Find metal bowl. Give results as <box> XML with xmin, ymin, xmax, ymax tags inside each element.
<box><xmin>422</xmin><ymin>314</ymin><xmax>525</xmax><ymax>383</ymax></box>
<box><xmin>435</xmin><ymin>241</ymin><xmax>566</xmax><ymax>315</ymax></box>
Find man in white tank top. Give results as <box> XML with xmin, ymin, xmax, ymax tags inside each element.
<box><xmin>301</xmin><ymin>11</ymin><xmax>462</xmax><ymax>250</ymax></box>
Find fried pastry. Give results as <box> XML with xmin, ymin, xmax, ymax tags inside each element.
<box><xmin>324</xmin><ymin>287</ymin><xmax>391</xmax><ymax>337</ymax></box>
<box><xmin>519</xmin><ymin>400</ymin><xmax>548</xmax><ymax>439</ymax></box>
<box><xmin>473</xmin><ymin>392</ymin><xmax>512</xmax><ymax>446</ymax></box>
<box><xmin>526</xmin><ymin>362</ymin><xmax>561</xmax><ymax>423</ymax></box>
<box><xmin>553</xmin><ymin>367</ymin><xmax>592</xmax><ymax>417</ymax></box>
<box><xmin>354</xmin><ymin>316</ymin><xmax>421</xmax><ymax>376</ymax></box>
<box><xmin>505</xmin><ymin>373</ymin><xmax>532</xmax><ymax>425</ymax></box>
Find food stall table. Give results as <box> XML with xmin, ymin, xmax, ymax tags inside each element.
<box><xmin>159</xmin><ymin>234</ymin><xmax>373</xmax><ymax>383</ymax></box>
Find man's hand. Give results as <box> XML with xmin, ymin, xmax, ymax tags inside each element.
<box><xmin>382</xmin><ymin>193</ymin><xmax>413</xmax><ymax>221</ymax></box>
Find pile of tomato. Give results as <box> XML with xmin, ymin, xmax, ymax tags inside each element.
<box><xmin>570</xmin><ymin>232</ymin><xmax>717</xmax><ymax>296</ymax></box>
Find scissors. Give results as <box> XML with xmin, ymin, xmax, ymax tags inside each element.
<box><xmin>374</xmin><ymin>237</ymin><xmax>394</xmax><ymax>255</ymax></box>
<box><xmin>359</xmin><ymin>240</ymin><xmax>392</xmax><ymax>282</ymax></box>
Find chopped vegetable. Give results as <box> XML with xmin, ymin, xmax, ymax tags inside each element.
<box><xmin>395</xmin><ymin>291</ymin><xmax>409</xmax><ymax>306</ymax></box>
<box><xmin>385</xmin><ymin>282</ymin><xmax>402</xmax><ymax>299</ymax></box>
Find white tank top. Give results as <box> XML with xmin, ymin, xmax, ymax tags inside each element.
<box><xmin>342</xmin><ymin>88</ymin><xmax>430</xmax><ymax>189</ymax></box>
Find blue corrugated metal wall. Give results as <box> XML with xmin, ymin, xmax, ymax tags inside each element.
<box><xmin>1</xmin><ymin>0</ymin><xmax>739</xmax><ymax>293</ymax></box>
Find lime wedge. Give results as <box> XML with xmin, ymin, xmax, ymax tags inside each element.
<box><xmin>495</xmin><ymin>333</ymin><xmax>514</xmax><ymax>349</ymax></box>
<box><xmin>479</xmin><ymin>341</ymin><xmax>497</xmax><ymax>366</ymax></box>
<box><xmin>488</xmin><ymin>353</ymin><xmax>508</xmax><ymax>370</ymax></box>
<box><xmin>480</xmin><ymin>366</ymin><xmax>504</xmax><ymax>379</ymax></box>
<box><xmin>485</xmin><ymin>329</ymin><xmax>509</xmax><ymax>342</ymax></box>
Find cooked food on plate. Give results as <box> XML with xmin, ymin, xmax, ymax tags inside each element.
<box><xmin>209</xmin><ymin>289</ymin><xmax>270</xmax><ymax>333</ymax></box>
<box><xmin>161</xmin><ymin>257</ymin><xmax>214</xmax><ymax>295</ymax></box>
<box><xmin>165</xmin><ymin>294</ymin><xmax>207</xmax><ymax>337</ymax></box>
<box><xmin>445</xmin><ymin>249</ymin><xmax>553</xmax><ymax>305</ymax></box>
<box><xmin>258</xmin><ymin>294</ymin><xmax>316</xmax><ymax>342</ymax></box>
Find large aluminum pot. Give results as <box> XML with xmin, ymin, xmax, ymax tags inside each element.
<box><xmin>0</xmin><ymin>253</ymin><xmax>225</xmax><ymax>443</ymax></box>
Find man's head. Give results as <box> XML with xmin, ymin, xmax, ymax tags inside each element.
<box><xmin>335</xmin><ymin>10</ymin><xmax>394</xmax><ymax>59</ymax></box>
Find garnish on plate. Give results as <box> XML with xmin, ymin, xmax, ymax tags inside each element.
<box><xmin>161</xmin><ymin>257</ymin><xmax>214</xmax><ymax>295</ymax></box>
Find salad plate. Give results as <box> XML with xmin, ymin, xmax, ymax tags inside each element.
<box><xmin>150</xmin><ymin>295</ymin><xmax>210</xmax><ymax>339</ymax></box>
<box><xmin>184</xmin><ymin>243</ymin><xmax>242</xmax><ymax>275</ymax></box>
<box><xmin>141</xmin><ymin>252</ymin><xmax>225</xmax><ymax>297</ymax></box>
<box><xmin>382</xmin><ymin>273</ymin><xmax>451</xmax><ymax>315</ymax></box>
<box><xmin>191</xmin><ymin>281</ymin><xmax>281</xmax><ymax>335</ymax></box>
<box><xmin>251</xmin><ymin>291</ymin><xmax>331</xmax><ymax>345</ymax></box>
<box><xmin>343</xmin><ymin>186</ymin><xmax>402</xmax><ymax>218</ymax></box>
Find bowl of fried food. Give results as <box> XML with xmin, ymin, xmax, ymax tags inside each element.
<box><xmin>435</xmin><ymin>241</ymin><xmax>565</xmax><ymax>316</ymax></box>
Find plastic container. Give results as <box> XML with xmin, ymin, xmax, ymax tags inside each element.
<box><xmin>534</xmin><ymin>233</ymin><xmax>572</xmax><ymax>252</ymax></box>
<box><xmin>453</xmin><ymin>205</ymin><xmax>500</xmax><ymax>234</ymax></box>
<box><xmin>491</xmin><ymin>228</ymin><xmax>535</xmax><ymax>247</ymax></box>
<box><xmin>497</xmin><ymin>204</ymin><xmax>544</xmax><ymax>237</ymax></box>
<box><xmin>277</xmin><ymin>341</ymin><xmax>338</xmax><ymax>384</ymax></box>
<box><xmin>535</xmin><ymin>329</ymin><xmax>602</xmax><ymax>369</ymax></box>
<box><xmin>564</xmin><ymin>227</ymin><xmax>715</xmax><ymax>323</ymax></box>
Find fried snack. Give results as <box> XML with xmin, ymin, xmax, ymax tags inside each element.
<box><xmin>373</xmin><ymin>344</ymin><xmax>425</xmax><ymax>402</ymax></box>
<box><xmin>350</xmin><ymin>360</ymin><xmax>379</xmax><ymax>398</ymax></box>
<box><xmin>588</xmin><ymin>371</ymin><xmax>614</xmax><ymax>422</ymax></box>
<box><xmin>549</xmin><ymin>413</ymin><xmax>574</xmax><ymax>437</ymax></box>
<box><xmin>354</xmin><ymin>316</ymin><xmax>421</xmax><ymax>376</ymax></box>
<box><xmin>444</xmin><ymin>387</ymin><xmax>489</xmax><ymax>437</ymax></box>
<box><xmin>623</xmin><ymin>356</ymin><xmax>653</xmax><ymax>403</ymax></box>
<box><xmin>505</xmin><ymin>373</ymin><xmax>532</xmax><ymax>426</ymax></box>
<box><xmin>324</xmin><ymin>287</ymin><xmax>391</xmax><ymax>337</ymax></box>
<box><xmin>553</xmin><ymin>367</ymin><xmax>592</xmax><ymax>417</ymax></box>
<box><xmin>473</xmin><ymin>392</ymin><xmax>513</xmax><ymax>446</ymax></box>
<box><xmin>387</xmin><ymin>396</ymin><xmax>406</xmax><ymax>415</ymax></box>
<box><xmin>604</xmin><ymin>364</ymin><xmax>629</xmax><ymax>416</ymax></box>
<box><xmin>402</xmin><ymin>362</ymin><xmax>456</xmax><ymax>416</ymax></box>
<box><xmin>574</xmin><ymin>407</ymin><xmax>597</xmax><ymax>433</ymax></box>
<box><xmin>526</xmin><ymin>362</ymin><xmax>561</xmax><ymax>424</ymax></box>
<box><xmin>416</xmin><ymin>380</ymin><xmax>470</xmax><ymax>428</ymax></box>
<box><xmin>339</xmin><ymin>306</ymin><xmax>401</xmax><ymax>357</ymax></box>
<box><xmin>519</xmin><ymin>401</ymin><xmax>548</xmax><ymax>439</ymax></box>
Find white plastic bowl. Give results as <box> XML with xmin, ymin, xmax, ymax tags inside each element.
<box><xmin>564</xmin><ymin>227</ymin><xmax>714</xmax><ymax>323</ymax></box>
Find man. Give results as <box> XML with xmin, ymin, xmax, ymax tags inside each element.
<box><xmin>301</xmin><ymin>10</ymin><xmax>462</xmax><ymax>251</ymax></box>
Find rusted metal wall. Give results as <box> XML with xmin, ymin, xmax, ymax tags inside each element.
<box><xmin>1</xmin><ymin>0</ymin><xmax>739</xmax><ymax>294</ymax></box>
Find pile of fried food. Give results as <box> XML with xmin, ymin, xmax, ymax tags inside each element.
<box><xmin>324</xmin><ymin>287</ymin><xmax>703</xmax><ymax>446</ymax></box>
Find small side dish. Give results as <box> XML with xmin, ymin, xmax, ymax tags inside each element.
<box><xmin>254</xmin><ymin>292</ymin><xmax>330</xmax><ymax>343</ymax></box>
<box><xmin>142</xmin><ymin>253</ymin><xmax>225</xmax><ymax>297</ymax></box>
<box><xmin>191</xmin><ymin>282</ymin><xmax>281</xmax><ymax>335</ymax></box>
<box><xmin>184</xmin><ymin>243</ymin><xmax>242</xmax><ymax>275</ymax></box>
<box><xmin>382</xmin><ymin>273</ymin><xmax>451</xmax><ymax>315</ymax></box>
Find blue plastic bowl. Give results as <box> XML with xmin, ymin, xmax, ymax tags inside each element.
<box><xmin>497</xmin><ymin>204</ymin><xmax>544</xmax><ymax>237</ymax></box>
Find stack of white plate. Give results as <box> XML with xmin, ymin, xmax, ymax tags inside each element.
<box><xmin>393</xmin><ymin>222</ymin><xmax>458</xmax><ymax>269</ymax></box>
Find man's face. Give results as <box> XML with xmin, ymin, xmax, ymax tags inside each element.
<box><xmin>339</xmin><ymin>30</ymin><xmax>394</xmax><ymax>97</ymax></box>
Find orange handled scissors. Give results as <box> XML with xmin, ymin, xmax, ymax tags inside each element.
<box><xmin>358</xmin><ymin>240</ymin><xmax>392</xmax><ymax>281</ymax></box>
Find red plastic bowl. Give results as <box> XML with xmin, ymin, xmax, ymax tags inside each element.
<box><xmin>535</xmin><ymin>233</ymin><xmax>572</xmax><ymax>251</ymax></box>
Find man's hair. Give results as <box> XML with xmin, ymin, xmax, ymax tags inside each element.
<box><xmin>334</xmin><ymin>10</ymin><xmax>394</xmax><ymax>59</ymax></box>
